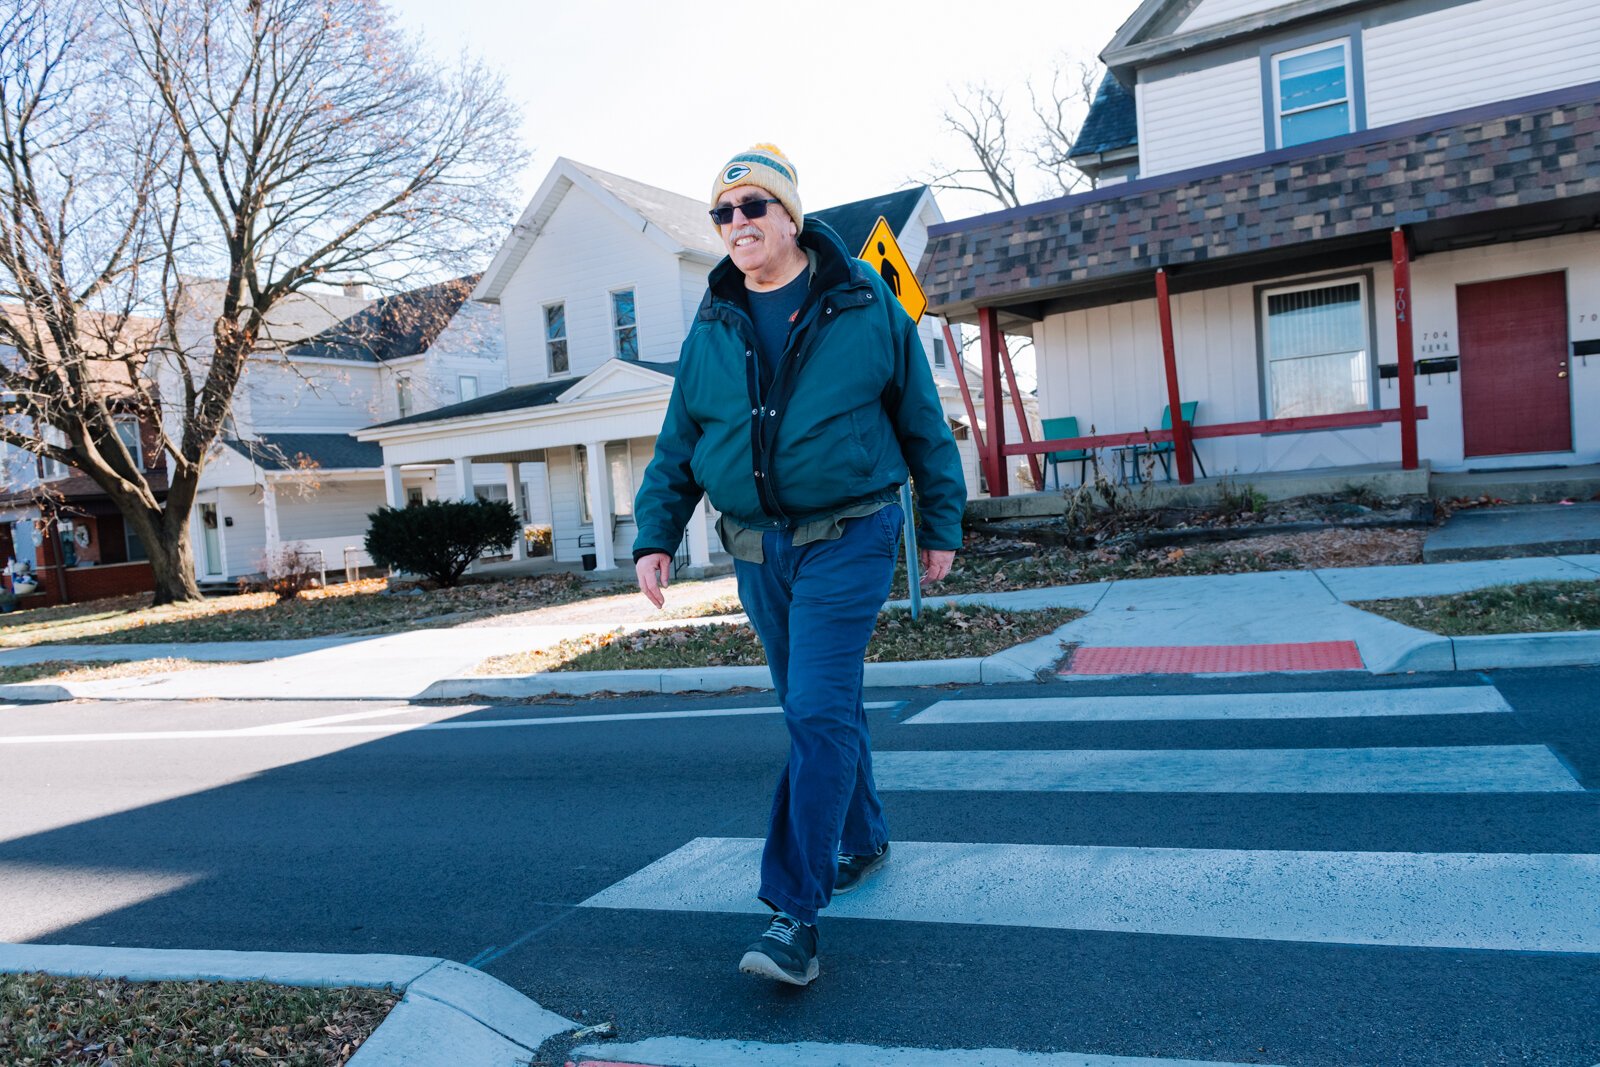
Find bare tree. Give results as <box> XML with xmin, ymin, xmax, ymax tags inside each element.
<box><xmin>0</xmin><ymin>0</ymin><xmax>525</xmax><ymax>603</ymax></box>
<box><xmin>923</xmin><ymin>83</ymin><xmax>1022</xmax><ymax>209</ymax></box>
<box><xmin>922</xmin><ymin>54</ymin><xmax>1101</xmax><ymax>211</ymax></box>
<box><xmin>1028</xmin><ymin>57</ymin><xmax>1101</xmax><ymax>196</ymax></box>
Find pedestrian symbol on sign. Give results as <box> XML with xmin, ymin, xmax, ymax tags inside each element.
<box><xmin>858</xmin><ymin>217</ymin><xmax>927</xmax><ymax>321</ymax></box>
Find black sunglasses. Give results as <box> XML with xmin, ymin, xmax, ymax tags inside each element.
<box><xmin>709</xmin><ymin>198</ymin><xmax>781</xmax><ymax>225</ymax></box>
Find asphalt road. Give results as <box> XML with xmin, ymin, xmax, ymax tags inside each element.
<box><xmin>1</xmin><ymin>667</ymin><xmax>1597</xmax><ymax>1066</ymax></box>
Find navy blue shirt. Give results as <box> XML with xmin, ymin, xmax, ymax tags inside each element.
<box><xmin>746</xmin><ymin>268</ymin><xmax>810</xmax><ymax>380</ymax></box>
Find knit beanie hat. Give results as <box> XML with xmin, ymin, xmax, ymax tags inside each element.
<box><xmin>709</xmin><ymin>144</ymin><xmax>803</xmax><ymax>233</ymax></box>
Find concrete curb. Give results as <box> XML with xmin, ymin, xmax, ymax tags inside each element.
<box><xmin>1450</xmin><ymin>630</ymin><xmax>1600</xmax><ymax>670</ymax></box>
<box><xmin>0</xmin><ymin>942</ymin><xmax>573</xmax><ymax>1066</ymax></box>
<box><xmin>1370</xmin><ymin>629</ymin><xmax>1600</xmax><ymax>673</ymax></box>
<box><xmin>0</xmin><ymin>682</ymin><xmax>76</xmax><ymax>702</ymax></box>
<box><xmin>415</xmin><ymin>624</ymin><xmax>1076</xmax><ymax>700</ymax></box>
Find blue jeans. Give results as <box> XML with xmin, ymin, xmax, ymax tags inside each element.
<box><xmin>734</xmin><ymin>504</ymin><xmax>901</xmax><ymax>925</ymax></box>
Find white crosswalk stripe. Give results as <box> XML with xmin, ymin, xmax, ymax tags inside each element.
<box><xmin>572</xmin><ymin>1036</ymin><xmax>1290</xmax><ymax>1066</ymax></box>
<box><xmin>905</xmin><ymin>686</ymin><xmax>1511</xmax><ymax>724</ymax></box>
<box><xmin>872</xmin><ymin>745</ymin><xmax>1582</xmax><ymax>793</ymax></box>
<box><xmin>577</xmin><ymin>682</ymin><xmax>1595</xmax><ymax>1060</ymax></box>
<box><xmin>580</xmin><ymin>836</ymin><xmax>1600</xmax><ymax>953</ymax></box>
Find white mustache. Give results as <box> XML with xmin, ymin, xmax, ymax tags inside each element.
<box><xmin>732</xmin><ymin>227</ymin><xmax>760</xmax><ymax>241</ymax></box>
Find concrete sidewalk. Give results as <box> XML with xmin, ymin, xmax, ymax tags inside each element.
<box><xmin>1</xmin><ymin>555</ymin><xmax>1596</xmax><ymax>702</ymax></box>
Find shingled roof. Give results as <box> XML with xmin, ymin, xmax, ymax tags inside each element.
<box><xmin>366</xmin><ymin>361</ymin><xmax>680</xmax><ymax>431</ymax></box>
<box><xmin>287</xmin><ymin>276</ymin><xmax>479</xmax><ymax>363</ymax></box>
<box><xmin>1070</xmin><ymin>75</ymin><xmax>1138</xmax><ymax>159</ymax></box>
<box><xmin>224</xmin><ymin>433</ymin><xmax>384</xmax><ymax>472</ymax></box>
<box><xmin>809</xmin><ymin>187</ymin><xmax>928</xmax><ymax>258</ymax></box>
<box><xmin>921</xmin><ymin>81</ymin><xmax>1600</xmax><ymax>321</ymax></box>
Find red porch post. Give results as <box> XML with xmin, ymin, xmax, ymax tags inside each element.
<box><xmin>1390</xmin><ymin>227</ymin><xmax>1420</xmax><ymax>470</ymax></box>
<box><xmin>977</xmin><ymin>306</ymin><xmax>1007</xmax><ymax>497</ymax></box>
<box><xmin>997</xmin><ymin>342</ymin><xmax>1043</xmax><ymax>492</ymax></box>
<box><xmin>1154</xmin><ymin>269</ymin><xmax>1195</xmax><ymax>484</ymax></box>
<box><xmin>942</xmin><ymin>321</ymin><xmax>987</xmax><ymax>457</ymax></box>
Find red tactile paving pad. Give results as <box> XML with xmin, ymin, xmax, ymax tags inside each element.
<box><xmin>1065</xmin><ymin>640</ymin><xmax>1364</xmax><ymax>675</ymax></box>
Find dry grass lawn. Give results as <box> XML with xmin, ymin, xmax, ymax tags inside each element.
<box><xmin>0</xmin><ymin>972</ymin><xmax>394</xmax><ymax>1066</ymax></box>
<box><xmin>475</xmin><ymin>605</ymin><xmax>1083</xmax><ymax>675</ymax></box>
<box><xmin>1354</xmin><ymin>580</ymin><xmax>1600</xmax><ymax>635</ymax></box>
<box><xmin>0</xmin><ymin>573</ymin><xmax>617</xmax><ymax>648</ymax></box>
<box><xmin>0</xmin><ymin>658</ymin><xmax>241</xmax><ymax>686</ymax></box>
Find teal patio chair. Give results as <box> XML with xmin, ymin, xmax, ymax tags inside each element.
<box><xmin>1148</xmin><ymin>401</ymin><xmax>1206</xmax><ymax>480</ymax></box>
<box><xmin>1041</xmin><ymin>415</ymin><xmax>1091</xmax><ymax>489</ymax></box>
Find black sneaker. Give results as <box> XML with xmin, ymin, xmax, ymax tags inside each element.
<box><xmin>738</xmin><ymin>913</ymin><xmax>819</xmax><ymax>986</ymax></box>
<box><xmin>834</xmin><ymin>842</ymin><xmax>890</xmax><ymax>895</ymax></box>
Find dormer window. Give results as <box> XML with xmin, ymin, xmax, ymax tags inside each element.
<box><xmin>1273</xmin><ymin>39</ymin><xmax>1354</xmax><ymax>148</ymax></box>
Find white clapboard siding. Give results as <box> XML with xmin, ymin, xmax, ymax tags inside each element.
<box><xmin>1138</xmin><ymin>57</ymin><xmax>1264</xmax><ymax>177</ymax></box>
<box><xmin>497</xmin><ymin>190</ymin><xmax>687</xmax><ymax>388</ymax></box>
<box><xmin>1364</xmin><ymin>0</ymin><xmax>1600</xmax><ymax>128</ymax></box>
<box><xmin>1035</xmin><ymin>267</ymin><xmax>1404</xmax><ymax>478</ymax></box>
<box><xmin>276</xmin><ymin>480</ymin><xmax>386</xmax><ymax>542</ymax></box>
<box><xmin>243</xmin><ymin>360</ymin><xmax>383</xmax><ymax>433</ymax></box>
<box><xmin>217</xmin><ymin>487</ymin><xmax>266</xmax><ymax>576</ymax></box>
<box><xmin>1177</xmin><ymin>0</ymin><xmax>1288</xmax><ymax>33</ymax></box>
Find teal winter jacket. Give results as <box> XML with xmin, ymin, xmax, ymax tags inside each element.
<box><xmin>632</xmin><ymin>218</ymin><xmax>965</xmax><ymax>559</ymax></box>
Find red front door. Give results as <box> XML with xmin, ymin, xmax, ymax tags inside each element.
<box><xmin>1458</xmin><ymin>271</ymin><xmax>1571</xmax><ymax>458</ymax></box>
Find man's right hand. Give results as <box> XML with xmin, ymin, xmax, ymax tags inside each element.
<box><xmin>635</xmin><ymin>552</ymin><xmax>672</xmax><ymax>608</ymax></box>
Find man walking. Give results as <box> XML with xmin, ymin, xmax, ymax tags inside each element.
<box><xmin>633</xmin><ymin>144</ymin><xmax>966</xmax><ymax>986</ymax></box>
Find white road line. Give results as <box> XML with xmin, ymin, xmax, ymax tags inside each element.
<box><xmin>871</xmin><ymin>745</ymin><xmax>1582</xmax><ymax>793</ymax></box>
<box><xmin>570</xmin><ymin>1036</ymin><xmax>1284</xmax><ymax>1067</ymax></box>
<box><xmin>580</xmin><ymin>837</ymin><xmax>1600</xmax><ymax>953</ymax></box>
<box><xmin>0</xmin><ymin>702</ymin><xmax>898</xmax><ymax>745</ymax></box>
<box><xmin>243</xmin><ymin>706</ymin><xmax>427</xmax><ymax>732</ymax></box>
<box><xmin>905</xmin><ymin>687</ymin><xmax>1510</xmax><ymax>724</ymax></box>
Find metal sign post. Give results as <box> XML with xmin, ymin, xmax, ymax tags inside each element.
<box><xmin>901</xmin><ymin>481</ymin><xmax>921</xmax><ymax>619</ymax></box>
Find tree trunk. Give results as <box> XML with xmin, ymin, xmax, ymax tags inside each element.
<box><xmin>145</xmin><ymin>522</ymin><xmax>201</xmax><ymax>605</ymax></box>
<box><xmin>119</xmin><ymin>500</ymin><xmax>202</xmax><ymax>606</ymax></box>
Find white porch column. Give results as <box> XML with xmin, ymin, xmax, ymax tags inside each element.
<box><xmin>686</xmin><ymin>495</ymin><xmax>711</xmax><ymax>568</ymax></box>
<box><xmin>262</xmin><ymin>481</ymin><xmax>281</xmax><ymax>559</ymax></box>
<box><xmin>383</xmin><ymin>464</ymin><xmax>405</xmax><ymax>509</ymax></box>
<box><xmin>453</xmin><ymin>456</ymin><xmax>475</xmax><ymax>501</ymax></box>
<box><xmin>584</xmin><ymin>440</ymin><xmax>615</xmax><ymax>571</ymax></box>
<box><xmin>503</xmin><ymin>462</ymin><xmax>525</xmax><ymax>560</ymax></box>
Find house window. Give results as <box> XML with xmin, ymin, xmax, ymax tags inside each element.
<box><xmin>124</xmin><ymin>523</ymin><xmax>148</xmax><ymax>562</ymax></box>
<box><xmin>606</xmin><ymin>441</ymin><xmax>634</xmax><ymax>518</ymax></box>
<box><xmin>1260</xmin><ymin>277</ymin><xmax>1372</xmax><ymax>419</ymax></box>
<box><xmin>458</xmin><ymin>375</ymin><xmax>479</xmax><ymax>401</ymax></box>
<box><xmin>545</xmin><ymin>302</ymin><xmax>569</xmax><ymax>375</ymax></box>
<box><xmin>396</xmin><ymin>376</ymin><xmax>413</xmax><ymax>419</ymax></box>
<box><xmin>1273</xmin><ymin>39</ymin><xmax>1353</xmax><ymax>148</ymax></box>
<box><xmin>114</xmin><ymin>416</ymin><xmax>142</xmax><ymax>469</ymax></box>
<box><xmin>932</xmin><ymin>336</ymin><xmax>946</xmax><ymax>367</ymax></box>
<box><xmin>39</xmin><ymin>426</ymin><xmax>69</xmax><ymax>480</ymax></box>
<box><xmin>405</xmin><ymin>486</ymin><xmax>424</xmax><ymax>507</ymax></box>
<box><xmin>611</xmin><ymin>289</ymin><xmax>638</xmax><ymax>361</ymax></box>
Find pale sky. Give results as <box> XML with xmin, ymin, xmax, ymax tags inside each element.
<box><xmin>385</xmin><ymin>0</ymin><xmax>1141</xmax><ymax>223</ymax></box>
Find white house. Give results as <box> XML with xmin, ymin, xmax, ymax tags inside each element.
<box><xmin>921</xmin><ymin>0</ymin><xmax>1600</xmax><ymax>488</ymax></box>
<box><xmin>357</xmin><ymin>158</ymin><xmax>990</xmax><ymax>575</ymax></box>
<box><xmin>180</xmin><ymin>277</ymin><xmax>511</xmax><ymax>583</ymax></box>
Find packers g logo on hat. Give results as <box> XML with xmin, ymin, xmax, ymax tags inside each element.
<box><xmin>722</xmin><ymin>164</ymin><xmax>751</xmax><ymax>185</ymax></box>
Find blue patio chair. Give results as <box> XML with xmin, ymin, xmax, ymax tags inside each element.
<box><xmin>1041</xmin><ymin>416</ymin><xmax>1091</xmax><ymax>489</ymax></box>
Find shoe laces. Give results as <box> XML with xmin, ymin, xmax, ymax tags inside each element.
<box><xmin>765</xmin><ymin>915</ymin><xmax>801</xmax><ymax>946</ymax></box>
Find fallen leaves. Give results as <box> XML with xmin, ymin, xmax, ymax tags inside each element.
<box><xmin>0</xmin><ymin>973</ymin><xmax>396</xmax><ymax>1066</ymax></box>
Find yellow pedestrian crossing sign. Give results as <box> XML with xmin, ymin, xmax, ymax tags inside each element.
<box><xmin>858</xmin><ymin>216</ymin><xmax>927</xmax><ymax>322</ymax></box>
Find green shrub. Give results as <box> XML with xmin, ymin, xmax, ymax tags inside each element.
<box><xmin>364</xmin><ymin>499</ymin><xmax>520</xmax><ymax>587</ymax></box>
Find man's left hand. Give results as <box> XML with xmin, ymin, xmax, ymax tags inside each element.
<box><xmin>919</xmin><ymin>548</ymin><xmax>955</xmax><ymax>583</ymax></box>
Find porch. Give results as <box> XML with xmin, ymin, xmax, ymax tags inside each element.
<box><xmin>921</xmin><ymin>81</ymin><xmax>1600</xmax><ymax>495</ymax></box>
